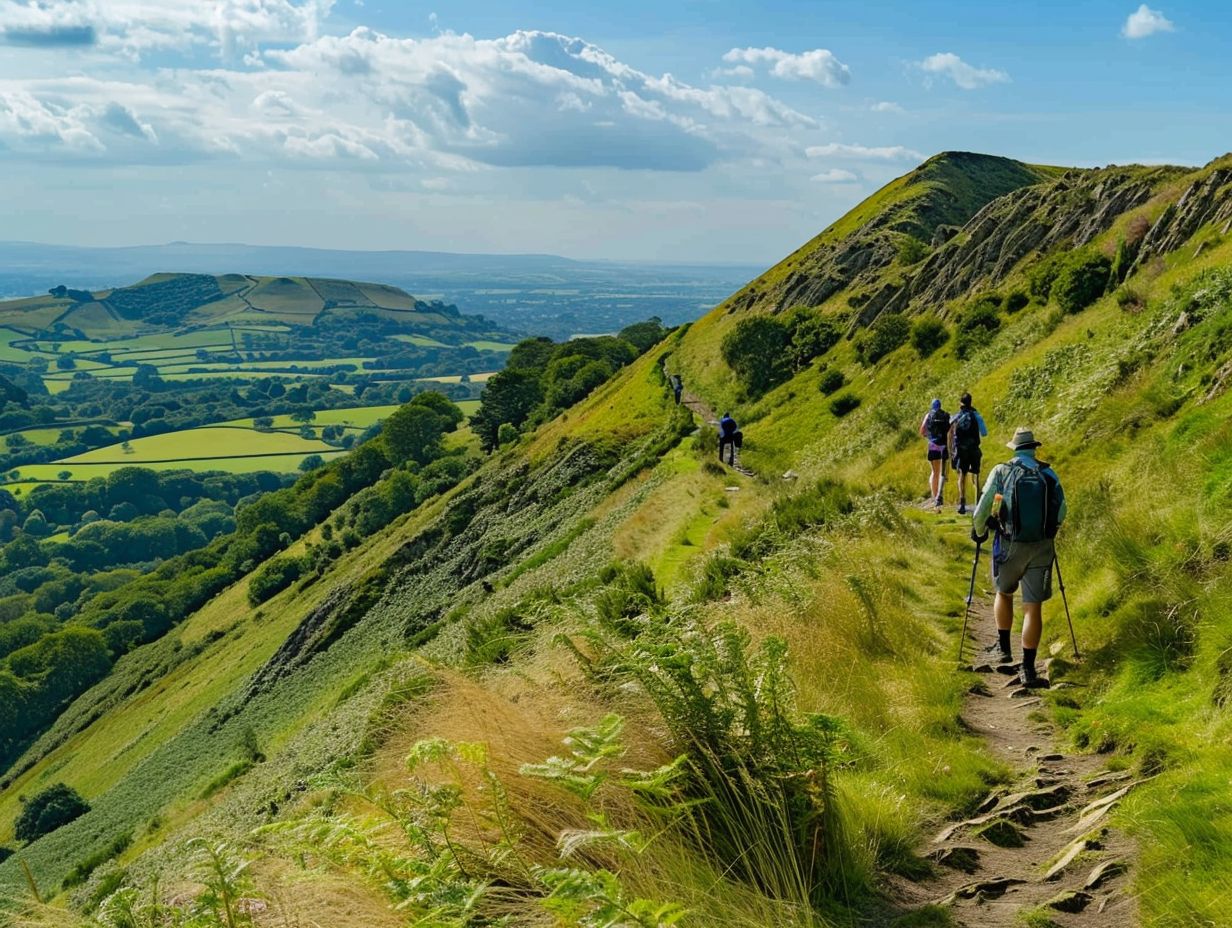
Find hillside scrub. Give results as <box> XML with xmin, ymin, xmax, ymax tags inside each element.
<box><xmin>856</xmin><ymin>313</ymin><xmax>909</xmax><ymax>365</ymax></box>
<box><xmin>1053</xmin><ymin>250</ymin><xmax>1112</xmax><ymax>314</ymax></box>
<box><xmin>720</xmin><ymin>315</ymin><xmax>790</xmax><ymax>394</ymax></box>
<box><xmin>910</xmin><ymin>318</ymin><xmax>950</xmax><ymax>359</ymax></box>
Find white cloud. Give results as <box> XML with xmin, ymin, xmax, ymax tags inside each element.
<box><xmin>0</xmin><ymin>0</ymin><xmax>335</xmax><ymax>55</ymax></box>
<box><xmin>806</xmin><ymin>142</ymin><xmax>923</xmax><ymax>160</ymax></box>
<box><xmin>870</xmin><ymin>100</ymin><xmax>903</xmax><ymax>113</ymax></box>
<box><xmin>1122</xmin><ymin>4</ymin><xmax>1174</xmax><ymax>38</ymax></box>
<box><xmin>918</xmin><ymin>52</ymin><xmax>1009</xmax><ymax>90</ymax></box>
<box><xmin>0</xmin><ymin>25</ymin><xmax>819</xmax><ymax>172</ymax></box>
<box><xmin>722</xmin><ymin>46</ymin><xmax>850</xmax><ymax>88</ymax></box>
<box><xmin>810</xmin><ymin>168</ymin><xmax>857</xmax><ymax>183</ymax></box>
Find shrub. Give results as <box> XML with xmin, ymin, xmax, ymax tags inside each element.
<box><xmin>1116</xmin><ymin>288</ymin><xmax>1145</xmax><ymax>312</ymax></box>
<box><xmin>829</xmin><ymin>393</ymin><xmax>861</xmax><ymax>417</ymax></box>
<box><xmin>897</xmin><ymin>235</ymin><xmax>929</xmax><ymax>265</ymax></box>
<box><xmin>857</xmin><ymin>313</ymin><xmax>909</xmax><ymax>364</ymax></box>
<box><xmin>1028</xmin><ymin>254</ymin><xmax>1065</xmax><ymax>302</ymax></box>
<box><xmin>954</xmin><ymin>300</ymin><xmax>1003</xmax><ymax>359</ymax></box>
<box><xmin>247</xmin><ymin>554</ymin><xmax>308</xmax><ymax>605</ymax></box>
<box><xmin>15</xmin><ymin>782</ymin><xmax>90</xmax><ymax>843</ymax></box>
<box><xmin>721</xmin><ymin>316</ymin><xmax>790</xmax><ymax>393</ymax></box>
<box><xmin>1004</xmin><ymin>290</ymin><xmax>1030</xmax><ymax>313</ymax></box>
<box><xmin>818</xmin><ymin>368</ymin><xmax>846</xmax><ymax>395</ymax></box>
<box><xmin>1053</xmin><ymin>251</ymin><xmax>1112</xmax><ymax>314</ymax></box>
<box><xmin>910</xmin><ymin>318</ymin><xmax>950</xmax><ymax>358</ymax></box>
<box><xmin>497</xmin><ymin>422</ymin><xmax>519</xmax><ymax>446</ymax></box>
<box><xmin>786</xmin><ymin>310</ymin><xmax>842</xmax><ymax>370</ymax></box>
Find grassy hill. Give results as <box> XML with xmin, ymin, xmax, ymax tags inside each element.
<box><xmin>5</xmin><ymin>152</ymin><xmax>1232</xmax><ymax>927</ymax></box>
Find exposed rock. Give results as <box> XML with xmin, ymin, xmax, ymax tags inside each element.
<box><xmin>928</xmin><ymin>845</ymin><xmax>981</xmax><ymax>873</ymax></box>
<box><xmin>1044</xmin><ymin>829</ymin><xmax>1107</xmax><ymax>881</ymax></box>
<box><xmin>1066</xmin><ymin>783</ymin><xmax>1137</xmax><ymax>833</ymax></box>
<box><xmin>1047</xmin><ymin>890</ymin><xmax>1094</xmax><ymax>913</ymax></box>
<box><xmin>1085</xmin><ymin>771</ymin><xmax>1132</xmax><ymax>792</ymax></box>
<box><xmin>1133</xmin><ymin>168</ymin><xmax>1232</xmax><ymax>271</ymax></box>
<box><xmin>973</xmin><ymin>818</ymin><xmax>1026</xmax><ymax>848</ymax></box>
<box><xmin>1085</xmin><ymin>859</ymin><xmax>1129</xmax><ymax>890</ymax></box>
<box><xmin>944</xmin><ymin>876</ymin><xmax>1026</xmax><ymax>904</ymax></box>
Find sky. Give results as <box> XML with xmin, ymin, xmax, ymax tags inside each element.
<box><xmin>0</xmin><ymin>0</ymin><xmax>1227</xmax><ymax>263</ymax></box>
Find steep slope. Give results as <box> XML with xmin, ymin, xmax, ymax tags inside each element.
<box><xmin>6</xmin><ymin>151</ymin><xmax>1232</xmax><ymax>927</ymax></box>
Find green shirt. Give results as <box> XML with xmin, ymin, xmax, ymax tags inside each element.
<box><xmin>972</xmin><ymin>450</ymin><xmax>1067</xmax><ymax>535</ymax></box>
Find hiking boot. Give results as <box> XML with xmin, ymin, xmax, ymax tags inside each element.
<box><xmin>996</xmin><ymin>649</ymin><xmax>1015</xmax><ymax>666</ymax></box>
<box><xmin>934</xmin><ymin>496</ymin><xmax>943</xmax><ymax>508</ymax></box>
<box><xmin>957</xmin><ymin>503</ymin><xmax>967</xmax><ymax>515</ymax></box>
<box><xmin>1022</xmin><ymin>673</ymin><xmax>1051</xmax><ymax>689</ymax></box>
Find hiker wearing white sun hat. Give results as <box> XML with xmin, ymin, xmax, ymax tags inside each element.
<box><xmin>970</xmin><ymin>427</ymin><xmax>1067</xmax><ymax>688</ymax></box>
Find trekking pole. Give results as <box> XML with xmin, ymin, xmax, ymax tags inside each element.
<box><xmin>958</xmin><ymin>539</ymin><xmax>981</xmax><ymax>664</ymax></box>
<box><xmin>1053</xmin><ymin>551</ymin><xmax>1079</xmax><ymax>659</ymax></box>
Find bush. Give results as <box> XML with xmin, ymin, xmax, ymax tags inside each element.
<box><xmin>786</xmin><ymin>310</ymin><xmax>842</xmax><ymax>370</ymax></box>
<box><xmin>954</xmin><ymin>300</ymin><xmax>1003</xmax><ymax>359</ymax></box>
<box><xmin>857</xmin><ymin>313</ymin><xmax>909</xmax><ymax>364</ymax></box>
<box><xmin>1053</xmin><ymin>251</ymin><xmax>1112</xmax><ymax>314</ymax></box>
<box><xmin>818</xmin><ymin>368</ymin><xmax>845</xmax><ymax>395</ymax></box>
<box><xmin>1116</xmin><ymin>288</ymin><xmax>1145</xmax><ymax>312</ymax></box>
<box><xmin>829</xmin><ymin>393</ymin><xmax>861</xmax><ymax>417</ymax></box>
<box><xmin>910</xmin><ymin>318</ymin><xmax>950</xmax><ymax>359</ymax></box>
<box><xmin>247</xmin><ymin>554</ymin><xmax>308</xmax><ymax>605</ymax></box>
<box><xmin>1028</xmin><ymin>254</ymin><xmax>1065</xmax><ymax>302</ymax></box>
<box><xmin>15</xmin><ymin>782</ymin><xmax>90</xmax><ymax>843</ymax></box>
<box><xmin>497</xmin><ymin>422</ymin><xmax>519</xmax><ymax>446</ymax></box>
<box><xmin>1004</xmin><ymin>290</ymin><xmax>1030</xmax><ymax>313</ymax></box>
<box><xmin>897</xmin><ymin>235</ymin><xmax>929</xmax><ymax>265</ymax></box>
<box><xmin>721</xmin><ymin>316</ymin><xmax>790</xmax><ymax>393</ymax></box>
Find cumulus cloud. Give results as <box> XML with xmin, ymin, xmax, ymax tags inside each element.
<box><xmin>722</xmin><ymin>46</ymin><xmax>850</xmax><ymax>87</ymax></box>
<box><xmin>870</xmin><ymin>100</ymin><xmax>903</xmax><ymax>113</ymax></box>
<box><xmin>810</xmin><ymin>168</ymin><xmax>857</xmax><ymax>183</ymax></box>
<box><xmin>1122</xmin><ymin>4</ymin><xmax>1174</xmax><ymax>38</ymax></box>
<box><xmin>918</xmin><ymin>52</ymin><xmax>1009</xmax><ymax>90</ymax></box>
<box><xmin>0</xmin><ymin>0</ymin><xmax>334</xmax><ymax>55</ymax></box>
<box><xmin>806</xmin><ymin>142</ymin><xmax>922</xmax><ymax>160</ymax></box>
<box><xmin>0</xmin><ymin>25</ymin><xmax>819</xmax><ymax>173</ymax></box>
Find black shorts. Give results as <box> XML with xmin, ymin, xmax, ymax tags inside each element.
<box><xmin>927</xmin><ymin>448</ymin><xmax>946</xmax><ymax>462</ymax></box>
<box><xmin>954</xmin><ymin>446</ymin><xmax>982</xmax><ymax>473</ymax></box>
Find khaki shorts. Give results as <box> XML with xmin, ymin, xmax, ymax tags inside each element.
<box><xmin>992</xmin><ymin>538</ymin><xmax>1055</xmax><ymax>603</ymax></box>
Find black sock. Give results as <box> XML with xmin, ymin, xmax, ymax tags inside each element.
<box><xmin>1022</xmin><ymin>647</ymin><xmax>1038</xmax><ymax>678</ymax></box>
<box><xmin>998</xmin><ymin>629</ymin><xmax>1011</xmax><ymax>654</ymax></box>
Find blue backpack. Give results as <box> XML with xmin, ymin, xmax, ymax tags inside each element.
<box><xmin>1001</xmin><ymin>459</ymin><xmax>1061</xmax><ymax>543</ymax></box>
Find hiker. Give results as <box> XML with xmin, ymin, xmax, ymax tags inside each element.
<box><xmin>949</xmin><ymin>392</ymin><xmax>989</xmax><ymax>515</ymax></box>
<box><xmin>919</xmin><ymin>398</ymin><xmax>950</xmax><ymax>507</ymax></box>
<box><xmin>718</xmin><ymin>412</ymin><xmax>739</xmax><ymax>466</ymax></box>
<box><xmin>671</xmin><ymin>374</ymin><xmax>683</xmax><ymax>405</ymax></box>
<box><xmin>971</xmin><ymin>427</ymin><xmax>1067</xmax><ymax>689</ymax></box>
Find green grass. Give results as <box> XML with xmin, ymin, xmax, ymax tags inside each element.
<box><xmin>60</xmin><ymin>427</ymin><xmax>332</xmax><ymax>463</ymax></box>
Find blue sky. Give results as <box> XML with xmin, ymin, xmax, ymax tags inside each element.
<box><xmin>0</xmin><ymin>0</ymin><xmax>1225</xmax><ymax>262</ymax></box>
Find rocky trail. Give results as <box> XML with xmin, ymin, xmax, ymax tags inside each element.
<box><xmin>895</xmin><ymin>598</ymin><xmax>1140</xmax><ymax>927</ymax></box>
<box><xmin>891</xmin><ymin>594</ymin><xmax>1138</xmax><ymax>926</ymax></box>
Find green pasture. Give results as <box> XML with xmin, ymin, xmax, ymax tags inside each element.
<box><xmin>61</xmin><ymin>427</ymin><xmax>332</xmax><ymax>464</ymax></box>
<box><xmin>13</xmin><ymin>451</ymin><xmax>343</xmax><ymax>481</ymax></box>
<box><xmin>392</xmin><ymin>334</ymin><xmax>449</xmax><ymax>347</ymax></box>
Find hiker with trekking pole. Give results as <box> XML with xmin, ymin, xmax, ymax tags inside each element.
<box><xmin>949</xmin><ymin>392</ymin><xmax>988</xmax><ymax>516</ymax></box>
<box><xmin>919</xmin><ymin>399</ymin><xmax>950</xmax><ymax>509</ymax></box>
<box><xmin>967</xmin><ymin>427</ymin><xmax>1072</xmax><ymax>689</ymax></box>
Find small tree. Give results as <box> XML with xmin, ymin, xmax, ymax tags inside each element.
<box><xmin>15</xmin><ymin>783</ymin><xmax>90</xmax><ymax>843</ymax></box>
<box><xmin>897</xmin><ymin>235</ymin><xmax>929</xmax><ymax>265</ymax></box>
<box><xmin>910</xmin><ymin>318</ymin><xmax>950</xmax><ymax>358</ymax></box>
<box><xmin>1053</xmin><ymin>251</ymin><xmax>1112</xmax><ymax>314</ymax></box>
<box><xmin>497</xmin><ymin>422</ymin><xmax>519</xmax><ymax>446</ymax></box>
<box><xmin>299</xmin><ymin>454</ymin><xmax>325</xmax><ymax>472</ymax></box>
<box><xmin>721</xmin><ymin>316</ymin><xmax>790</xmax><ymax>393</ymax></box>
<box><xmin>857</xmin><ymin>313</ymin><xmax>910</xmax><ymax>364</ymax></box>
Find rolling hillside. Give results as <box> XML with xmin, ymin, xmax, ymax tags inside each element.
<box><xmin>5</xmin><ymin>151</ymin><xmax>1232</xmax><ymax>927</ymax></box>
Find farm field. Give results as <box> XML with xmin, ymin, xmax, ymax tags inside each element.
<box><xmin>11</xmin><ymin>452</ymin><xmax>345</xmax><ymax>481</ymax></box>
<box><xmin>62</xmin><ymin>427</ymin><xmax>334</xmax><ymax>464</ymax></box>
<box><xmin>418</xmin><ymin>371</ymin><xmax>497</xmax><ymax>384</ymax></box>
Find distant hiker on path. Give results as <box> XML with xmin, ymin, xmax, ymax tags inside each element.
<box><xmin>718</xmin><ymin>412</ymin><xmax>740</xmax><ymax>466</ymax></box>
<box><xmin>920</xmin><ymin>398</ymin><xmax>950</xmax><ymax>507</ymax></box>
<box><xmin>949</xmin><ymin>392</ymin><xmax>988</xmax><ymax>515</ymax></box>
<box><xmin>671</xmin><ymin>374</ymin><xmax>683</xmax><ymax>405</ymax></box>
<box><xmin>971</xmin><ymin>427</ymin><xmax>1067</xmax><ymax>689</ymax></box>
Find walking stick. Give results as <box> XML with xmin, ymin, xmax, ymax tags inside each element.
<box><xmin>1054</xmin><ymin>551</ymin><xmax>1080</xmax><ymax>659</ymax></box>
<box><xmin>958</xmin><ymin>539</ymin><xmax>982</xmax><ymax>664</ymax></box>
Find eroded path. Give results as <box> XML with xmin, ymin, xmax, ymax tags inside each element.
<box><xmin>676</xmin><ymin>387</ymin><xmax>755</xmax><ymax>477</ymax></box>
<box><xmin>896</xmin><ymin>601</ymin><xmax>1140</xmax><ymax>927</ymax></box>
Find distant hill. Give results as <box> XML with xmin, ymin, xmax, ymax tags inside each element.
<box><xmin>0</xmin><ymin>243</ymin><xmax>765</xmax><ymax>338</ymax></box>
<box><xmin>0</xmin><ymin>272</ymin><xmax>476</xmax><ymax>338</ymax></box>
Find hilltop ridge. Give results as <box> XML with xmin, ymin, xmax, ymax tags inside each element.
<box><xmin>5</xmin><ymin>149</ymin><xmax>1232</xmax><ymax>927</ymax></box>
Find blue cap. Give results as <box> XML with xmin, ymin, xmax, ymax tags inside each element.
<box><xmin>931</xmin><ymin>398</ymin><xmax>941</xmax><ymax>410</ymax></box>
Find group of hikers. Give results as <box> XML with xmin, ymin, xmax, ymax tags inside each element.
<box><xmin>668</xmin><ymin>372</ymin><xmax>743</xmax><ymax>467</ymax></box>
<box><xmin>922</xmin><ymin>393</ymin><xmax>1067</xmax><ymax>689</ymax></box>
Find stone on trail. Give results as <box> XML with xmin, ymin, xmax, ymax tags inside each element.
<box><xmin>1046</xmin><ymin>890</ymin><xmax>1094</xmax><ymax>913</ymax></box>
<box><xmin>1085</xmin><ymin>771</ymin><xmax>1132</xmax><ymax>792</ymax></box>
<box><xmin>1084</xmin><ymin>859</ymin><xmax>1129</xmax><ymax>890</ymax></box>
<box><xmin>943</xmin><ymin>876</ymin><xmax>1026</xmax><ymax>904</ymax></box>
<box><xmin>1044</xmin><ymin>829</ymin><xmax>1107</xmax><ymax>882</ymax></box>
<box><xmin>1066</xmin><ymin>783</ymin><xmax>1136</xmax><ymax>834</ymax></box>
<box><xmin>928</xmin><ymin>845</ymin><xmax>981</xmax><ymax>873</ymax></box>
<box><xmin>968</xmin><ymin>680</ymin><xmax>993</xmax><ymax>696</ymax></box>
<box><xmin>973</xmin><ymin>818</ymin><xmax>1026</xmax><ymax>848</ymax></box>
